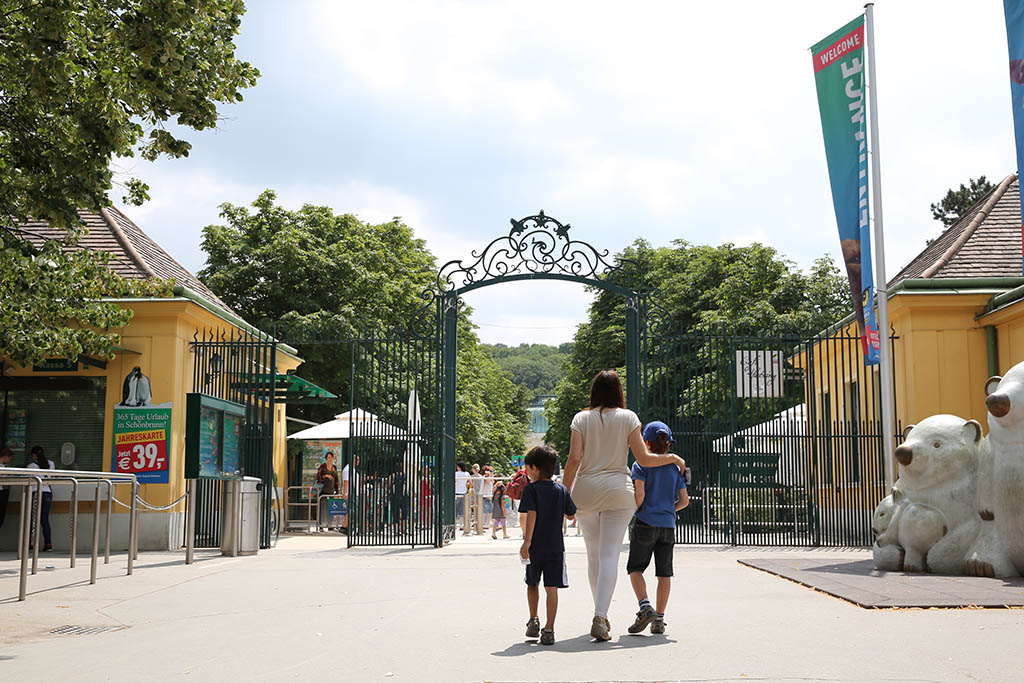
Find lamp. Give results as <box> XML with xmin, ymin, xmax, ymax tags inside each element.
<box><xmin>209</xmin><ymin>352</ymin><xmax>224</xmax><ymax>378</ymax></box>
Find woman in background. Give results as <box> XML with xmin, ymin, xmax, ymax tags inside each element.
<box><xmin>26</xmin><ymin>445</ymin><xmax>56</xmax><ymax>551</ymax></box>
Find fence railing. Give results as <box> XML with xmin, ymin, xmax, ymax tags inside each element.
<box><xmin>1</xmin><ymin>468</ymin><xmax>139</xmax><ymax>602</ymax></box>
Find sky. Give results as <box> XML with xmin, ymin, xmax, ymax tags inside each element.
<box><xmin>122</xmin><ymin>0</ymin><xmax>1018</xmax><ymax>346</ymax></box>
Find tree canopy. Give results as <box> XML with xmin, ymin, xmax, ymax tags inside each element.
<box><xmin>199</xmin><ymin>191</ymin><xmax>528</xmax><ymax>468</ymax></box>
<box><xmin>0</xmin><ymin>0</ymin><xmax>258</xmax><ymax>366</ymax></box>
<box><xmin>930</xmin><ymin>176</ymin><xmax>995</xmax><ymax>228</ymax></box>
<box><xmin>544</xmin><ymin>240</ymin><xmax>850</xmax><ymax>457</ymax></box>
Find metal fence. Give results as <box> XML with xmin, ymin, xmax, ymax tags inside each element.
<box><xmin>187</xmin><ymin>328</ymin><xmax>277</xmax><ymax>549</ymax></box>
<box><xmin>643</xmin><ymin>321</ymin><xmax>897</xmax><ymax>547</ymax></box>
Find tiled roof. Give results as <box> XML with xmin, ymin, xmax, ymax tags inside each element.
<box><xmin>892</xmin><ymin>174</ymin><xmax>1021</xmax><ymax>282</ymax></box>
<box><xmin>16</xmin><ymin>207</ymin><xmax>235</xmax><ymax>315</ymax></box>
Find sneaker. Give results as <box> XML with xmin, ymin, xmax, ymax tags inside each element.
<box><xmin>42</xmin><ymin>544</ymin><xmax>52</xmax><ymax>552</ymax></box>
<box><xmin>651</xmin><ymin>617</ymin><xmax>666</xmax><ymax>634</ymax></box>
<box><xmin>525</xmin><ymin>617</ymin><xmax>540</xmax><ymax>638</ymax></box>
<box><xmin>590</xmin><ymin>616</ymin><xmax>611</xmax><ymax>641</ymax></box>
<box><xmin>540</xmin><ymin>629</ymin><xmax>555</xmax><ymax>645</ymax></box>
<box><xmin>627</xmin><ymin>605</ymin><xmax>656</xmax><ymax>634</ymax></box>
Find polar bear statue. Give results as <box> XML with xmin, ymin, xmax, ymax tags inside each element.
<box><xmin>976</xmin><ymin>365</ymin><xmax>1024</xmax><ymax>576</ymax></box>
<box><xmin>880</xmin><ymin>415</ymin><xmax>983</xmax><ymax>574</ymax></box>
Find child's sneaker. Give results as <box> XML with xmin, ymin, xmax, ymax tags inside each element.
<box><xmin>650</xmin><ymin>617</ymin><xmax>666</xmax><ymax>634</ymax></box>
<box><xmin>525</xmin><ymin>617</ymin><xmax>540</xmax><ymax>638</ymax></box>
<box><xmin>627</xmin><ymin>605</ymin><xmax>656</xmax><ymax>634</ymax></box>
<box><xmin>540</xmin><ymin>629</ymin><xmax>555</xmax><ymax>645</ymax></box>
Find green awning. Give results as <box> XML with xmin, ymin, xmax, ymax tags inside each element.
<box><xmin>230</xmin><ymin>373</ymin><xmax>337</xmax><ymax>404</ymax></box>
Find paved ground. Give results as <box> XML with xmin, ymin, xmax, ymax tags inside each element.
<box><xmin>2</xmin><ymin>533</ymin><xmax>1023</xmax><ymax>682</ymax></box>
<box><xmin>741</xmin><ymin>557</ymin><xmax>1024</xmax><ymax>608</ymax></box>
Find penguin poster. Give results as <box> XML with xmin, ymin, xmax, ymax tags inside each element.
<box><xmin>118</xmin><ymin>366</ymin><xmax>153</xmax><ymax>407</ymax></box>
<box><xmin>112</xmin><ymin>366</ymin><xmax>172</xmax><ymax>483</ymax></box>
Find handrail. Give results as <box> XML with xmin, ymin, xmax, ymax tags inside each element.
<box><xmin>1</xmin><ymin>470</ymin><xmax>139</xmax><ymax>601</ymax></box>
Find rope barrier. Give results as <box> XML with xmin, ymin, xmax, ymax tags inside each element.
<box><xmin>110</xmin><ymin>494</ymin><xmax>188</xmax><ymax>511</ymax></box>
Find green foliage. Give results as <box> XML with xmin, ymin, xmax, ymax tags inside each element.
<box><xmin>198</xmin><ymin>192</ymin><xmax>529</xmax><ymax>468</ymax></box>
<box><xmin>0</xmin><ymin>0</ymin><xmax>257</xmax><ymax>366</ymax></box>
<box><xmin>0</xmin><ymin>231</ymin><xmax>169</xmax><ymax>366</ymax></box>
<box><xmin>481</xmin><ymin>343</ymin><xmax>568</xmax><ymax>401</ymax></box>
<box><xmin>199</xmin><ymin>191</ymin><xmax>437</xmax><ymax>422</ymax></box>
<box><xmin>457</xmin><ymin>318</ymin><xmax>530</xmax><ymax>475</ymax></box>
<box><xmin>544</xmin><ymin>240</ymin><xmax>850</xmax><ymax>456</ymax></box>
<box><xmin>930</xmin><ymin>176</ymin><xmax>995</xmax><ymax>228</ymax></box>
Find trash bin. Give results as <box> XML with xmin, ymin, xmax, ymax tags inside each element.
<box><xmin>221</xmin><ymin>477</ymin><xmax>262</xmax><ymax>556</ymax></box>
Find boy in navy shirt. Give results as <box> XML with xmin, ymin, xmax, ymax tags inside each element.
<box><xmin>519</xmin><ymin>445</ymin><xmax>576</xmax><ymax>645</ymax></box>
<box><xmin>627</xmin><ymin>421</ymin><xmax>689</xmax><ymax>635</ymax></box>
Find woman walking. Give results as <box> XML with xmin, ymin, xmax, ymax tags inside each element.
<box><xmin>562</xmin><ymin>370</ymin><xmax>684</xmax><ymax>641</ymax></box>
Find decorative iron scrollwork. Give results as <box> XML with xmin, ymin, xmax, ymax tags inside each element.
<box><xmin>436</xmin><ymin>210</ymin><xmax>635</xmax><ymax>293</ymax></box>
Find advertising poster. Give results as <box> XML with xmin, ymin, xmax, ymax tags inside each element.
<box><xmin>811</xmin><ymin>15</ymin><xmax>881</xmax><ymax>365</ymax></box>
<box><xmin>113</xmin><ymin>405</ymin><xmax>172</xmax><ymax>484</ymax></box>
<box><xmin>6</xmin><ymin>409</ymin><xmax>27</xmax><ymax>457</ymax></box>
<box><xmin>222</xmin><ymin>413</ymin><xmax>243</xmax><ymax>477</ymax></box>
<box><xmin>199</xmin><ymin>405</ymin><xmax>222</xmax><ymax>478</ymax></box>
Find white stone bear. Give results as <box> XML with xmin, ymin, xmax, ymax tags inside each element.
<box><xmin>891</xmin><ymin>415</ymin><xmax>983</xmax><ymax>575</ymax></box>
<box><xmin>975</xmin><ymin>365</ymin><xmax>1024</xmax><ymax>576</ymax></box>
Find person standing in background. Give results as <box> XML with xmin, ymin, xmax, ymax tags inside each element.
<box><xmin>455</xmin><ymin>461</ymin><xmax>469</xmax><ymax>521</ymax></box>
<box><xmin>0</xmin><ymin>447</ymin><xmax>12</xmax><ymax>530</ymax></box>
<box><xmin>26</xmin><ymin>445</ymin><xmax>56</xmax><ymax>551</ymax></box>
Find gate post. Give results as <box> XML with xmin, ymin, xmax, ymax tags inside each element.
<box><xmin>625</xmin><ymin>294</ymin><xmax>643</xmax><ymax>420</ymax></box>
<box><xmin>442</xmin><ymin>294</ymin><xmax>459</xmax><ymax>538</ymax></box>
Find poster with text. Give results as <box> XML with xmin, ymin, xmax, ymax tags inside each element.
<box><xmin>113</xmin><ymin>404</ymin><xmax>172</xmax><ymax>483</ymax></box>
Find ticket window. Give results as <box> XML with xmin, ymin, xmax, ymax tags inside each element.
<box><xmin>1</xmin><ymin>377</ymin><xmax>106</xmax><ymax>470</ymax></box>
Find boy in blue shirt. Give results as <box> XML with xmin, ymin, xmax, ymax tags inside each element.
<box><xmin>627</xmin><ymin>421</ymin><xmax>689</xmax><ymax>635</ymax></box>
<box><xmin>519</xmin><ymin>445</ymin><xmax>576</xmax><ymax>646</ymax></box>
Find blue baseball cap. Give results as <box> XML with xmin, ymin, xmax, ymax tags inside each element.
<box><xmin>642</xmin><ymin>421</ymin><xmax>674</xmax><ymax>444</ymax></box>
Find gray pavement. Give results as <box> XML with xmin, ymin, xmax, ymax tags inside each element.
<box><xmin>1</xmin><ymin>533</ymin><xmax>1022</xmax><ymax>682</ymax></box>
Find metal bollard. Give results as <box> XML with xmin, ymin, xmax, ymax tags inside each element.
<box><xmin>127</xmin><ymin>480</ymin><xmax>138</xmax><ymax>575</ymax></box>
<box><xmin>185</xmin><ymin>479</ymin><xmax>196</xmax><ymax>565</ymax></box>
<box><xmin>90</xmin><ymin>480</ymin><xmax>101</xmax><ymax>584</ymax></box>
<box><xmin>19</xmin><ymin>483</ymin><xmax>32</xmax><ymax>601</ymax></box>
<box><xmin>69</xmin><ymin>479</ymin><xmax>79</xmax><ymax>569</ymax></box>
<box><xmin>31</xmin><ymin>478</ymin><xmax>42</xmax><ymax>575</ymax></box>
<box><xmin>104</xmin><ymin>480</ymin><xmax>113</xmax><ymax>563</ymax></box>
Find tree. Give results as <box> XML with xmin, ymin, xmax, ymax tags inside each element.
<box><xmin>544</xmin><ymin>241</ymin><xmax>850</xmax><ymax>456</ymax></box>
<box><xmin>457</xmin><ymin>318</ymin><xmax>530</xmax><ymax>474</ymax></box>
<box><xmin>199</xmin><ymin>192</ymin><xmax>530</xmax><ymax>466</ymax></box>
<box><xmin>930</xmin><ymin>176</ymin><xmax>995</xmax><ymax>228</ymax></box>
<box><xmin>0</xmin><ymin>0</ymin><xmax>259</xmax><ymax>366</ymax></box>
<box><xmin>199</xmin><ymin>191</ymin><xmax>438</xmax><ymax>423</ymax></box>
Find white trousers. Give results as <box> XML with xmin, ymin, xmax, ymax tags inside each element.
<box><xmin>577</xmin><ymin>507</ymin><xmax>634</xmax><ymax>618</ymax></box>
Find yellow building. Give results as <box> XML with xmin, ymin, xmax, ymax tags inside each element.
<box><xmin>803</xmin><ymin>172</ymin><xmax>1024</xmax><ymax>529</ymax></box>
<box><xmin>1</xmin><ymin>207</ymin><xmax>307</xmax><ymax>550</ymax></box>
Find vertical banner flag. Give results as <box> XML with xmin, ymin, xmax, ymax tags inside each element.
<box><xmin>1005</xmin><ymin>0</ymin><xmax>1024</xmax><ymax>266</ymax></box>
<box><xmin>812</xmin><ymin>15</ymin><xmax>881</xmax><ymax>364</ymax></box>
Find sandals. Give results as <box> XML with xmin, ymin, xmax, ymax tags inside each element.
<box><xmin>525</xmin><ymin>617</ymin><xmax>540</xmax><ymax>638</ymax></box>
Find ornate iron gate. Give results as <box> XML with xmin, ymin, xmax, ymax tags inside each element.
<box><xmin>340</xmin><ymin>211</ymin><xmax>896</xmax><ymax>548</ymax></box>
<box><xmin>642</xmin><ymin>318</ymin><xmax>897</xmax><ymax>547</ymax></box>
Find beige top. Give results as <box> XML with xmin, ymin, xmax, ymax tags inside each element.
<box><xmin>570</xmin><ymin>408</ymin><xmax>641</xmax><ymax>513</ymax></box>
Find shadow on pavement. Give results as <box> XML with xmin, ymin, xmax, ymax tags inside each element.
<box><xmin>491</xmin><ymin>632</ymin><xmax>676</xmax><ymax>655</ymax></box>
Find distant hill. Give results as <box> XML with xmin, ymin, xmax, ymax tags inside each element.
<box><xmin>482</xmin><ymin>342</ymin><xmax>571</xmax><ymax>402</ymax></box>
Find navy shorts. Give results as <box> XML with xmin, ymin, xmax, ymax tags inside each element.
<box><xmin>524</xmin><ymin>553</ymin><xmax>568</xmax><ymax>588</ymax></box>
<box><xmin>627</xmin><ymin>520</ymin><xmax>675</xmax><ymax>577</ymax></box>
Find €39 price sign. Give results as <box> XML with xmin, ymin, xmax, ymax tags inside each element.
<box><xmin>112</xmin><ymin>405</ymin><xmax>172</xmax><ymax>483</ymax></box>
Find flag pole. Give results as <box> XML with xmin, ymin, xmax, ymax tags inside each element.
<box><xmin>865</xmin><ymin>3</ymin><xmax>896</xmax><ymax>492</ymax></box>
